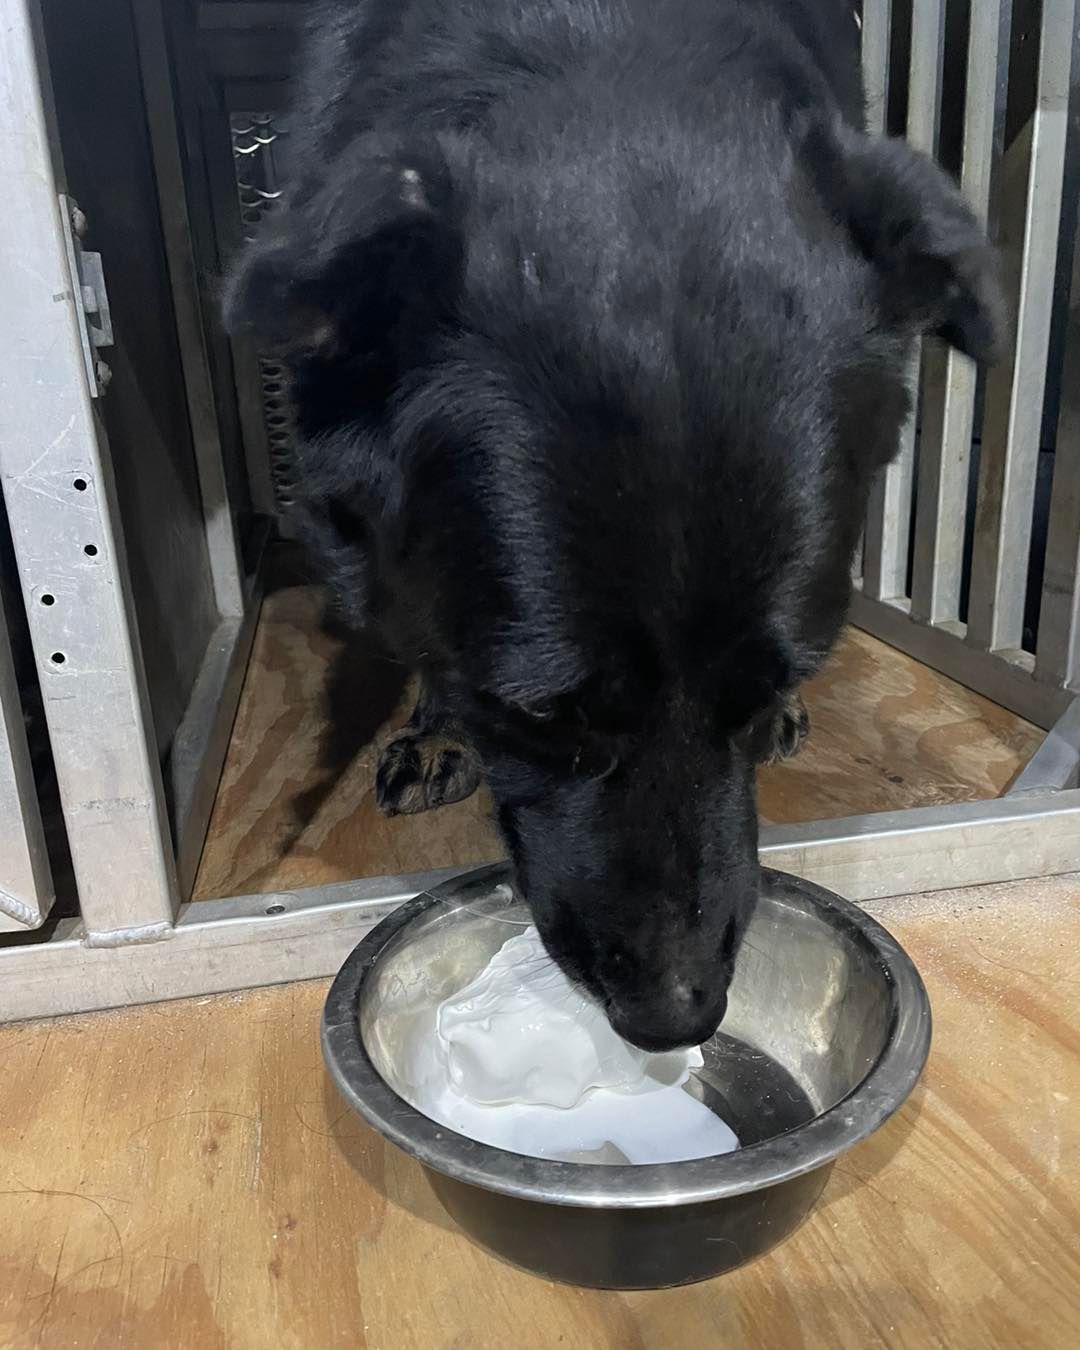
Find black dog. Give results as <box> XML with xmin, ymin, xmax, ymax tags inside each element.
<box><xmin>226</xmin><ymin>0</ymin><xmax>1001</xmax><ymax>1050</ymax></box>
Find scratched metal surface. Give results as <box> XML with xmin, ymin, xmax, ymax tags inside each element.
<box><xmin>42</xmin><ymin>0</ymin><xmax>219</xmax><ymax>760</ymax></box>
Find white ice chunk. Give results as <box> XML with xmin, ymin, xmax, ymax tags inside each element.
<box><xmin>404</xmin><ymin>925</ymin><xmax>739</xmax><ymax>1165</ymax></box>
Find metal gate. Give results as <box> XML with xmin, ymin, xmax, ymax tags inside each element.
<box><xmin>854</xmin><ymin>0</ymin><xmax>1080</xmax><ymax>732</ymax></box>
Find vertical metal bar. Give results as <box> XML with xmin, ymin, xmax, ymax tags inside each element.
<box><xmin>201</xmin><ymin>97</ymin><xmax>279</xmax><ymax>519</ymax></box>
<box><xmin>0</xmin><ymin>0</ymin><xmax>179</xmax><ymax>939</ymax></box>
<box><xmin>863</xmin><ymin>0</ymin><xmax>946</xmax><ymax>603</ymax></box>
<box><xmin>861</xmin><ymin>0</ymin><xmax>893</xmax><ymax>136</ymax></box>
<box><xmin>0</xmin><ymin>589</ymin><xmax>55</xmax><ymax>932</ymax></box>
<box><xmin>904</xmin><ymin>0</ymin><xmax>947</xmax><ymax>155</ymax></box>
<box><xmin>911</xmin><ymin>0</ymin><xmax>1012</xmax><ymax>625</ymax></box>
<box><xmin>1037</xmin><ymin>22</ymin><xmax>1080</xmax><ymax>690</ymax></box>
<box><xmin>133</xmin><ymin>0</ymin><xmax>245</xmax><ymax>620</ymax></box>
<box><xmin>1037</xmin><ymin>342</ymin><xmax>1080</xmax><ymax>690</ymax></box>
<box><xmin>853</xmin><ymin>0</ymin><xmax>891</xmax><ymax>589</ymax></box>
<box><xmin>1007</xmin><ymin>698</ymin><xmax>1080</xmax><ymax>794</ymax></box>
<box><xmin>968</xmin><ymin>0</ymin><xmax>1079</xmax><ymax>654</ymax></box>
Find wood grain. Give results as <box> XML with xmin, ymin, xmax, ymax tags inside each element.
<box><xmin>194</xmin><ymin>587</ymin><xmax>1043</xmax><ymax>899</ymax></box>
<box><xmin>2</xmin><ymin>875</ymin><xmax>1077</xmax><ymax>1349</ymax></box>
<box><xmin>759</xmin><ymin>627</ymin><xmax>1044</xmax><ymax>823</ymax></box>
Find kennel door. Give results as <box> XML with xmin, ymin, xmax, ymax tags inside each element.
<box><xmin>0</xmin><ymin>0</ymin><xmax>180</xmax><ymax>940</ymax></box>
<box><xmin>854</xmin><ymin>0</ymin><xmax>1080</xmax><ymax>730</ymax></box>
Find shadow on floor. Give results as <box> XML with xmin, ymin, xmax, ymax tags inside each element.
<box><xmin>817</xmin><ymin>1081</ymin><xmax>928</xmax><ymax>1213</ymax></box>
<box><xmin>323</xmin><ymin>1070</ymin><xmax>459</xmax><ymax>1236</ymax></box>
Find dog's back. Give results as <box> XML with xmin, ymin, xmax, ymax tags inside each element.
<box><xmin>288</xmin><ymin>1</ymin><xmax>864</xmax><ymax>153</ymax></box>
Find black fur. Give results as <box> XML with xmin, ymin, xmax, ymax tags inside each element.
<box><xmin>226</xmin><ymin>0</ymin><xmax>1002</xmax><ymax>1050</ymax></box>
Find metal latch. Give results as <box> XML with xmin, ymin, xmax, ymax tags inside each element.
<box><xmin>59</xmin><ymin>195</ymin><xmax>114</xmax><ymax>398</ymax></box>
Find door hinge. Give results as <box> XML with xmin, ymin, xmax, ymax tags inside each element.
<box><xmin>59</xmin><ymin>194</ymin><xmax>114</xmax><ymax>398</ymax></box>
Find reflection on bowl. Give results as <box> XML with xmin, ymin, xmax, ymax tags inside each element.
<box><xmin>322</xmin><ymin>865</ymin><xmax>931</xmax><ymax>1289</ymax></box>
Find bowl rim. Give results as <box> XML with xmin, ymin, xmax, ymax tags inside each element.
<box><xmin>321</xmin><ymin>864</ymin><xmax>932</xmax><ymax>1209</ymax></box>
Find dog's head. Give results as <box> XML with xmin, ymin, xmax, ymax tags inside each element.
<box><xmin>226</xmin><ymin>113</ymin><xmax>1001</xmax><ymax>1048</ymax></box>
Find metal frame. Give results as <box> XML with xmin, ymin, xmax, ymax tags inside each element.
<box><xmin>1</xmin><ymin>769</ymin><xmax>1077</xmax><ymax>1021</ymax></box>
<box><xmin>911</xmin><ymin>0</ymin><xmax>1012</xmax><ymax>626</ymax></box>
<box><xmin>0</xmin><ymin>0</ymin><xmax>1077</xmax><ymax>1021</ymax></box>
<box><xmin>168</xmin><ymin>524</ymin><xmax>267</xmax><ymax>900</ymax></box>
<box><xmin>0</xmin><ymin>0</ymin><xmax>180</xmax><ymax>941</ymax></box>
<box><xmin>1007</xmin><ymin>698</ymin><xmax>1080</xmax><ymax>794</ymax></box>
<box><xmin>133</xmin><ymin>0</ymin><xmax>246</xmax><ymax>622</ymax></box>
<box><xmin>856</xmin><ymin>0</ymin><xmax>1080</xmax><ymax>731</ymax></box>
<box><xmin>1037</xmin><ymin>89</ymin><xmax>1080</xmax><ymax>692</ymax></box>
<box><xmin>0</xmin><ymin>0</ymin><xmax>264</xmax><ymax>942</ymax></box>
<box><xmin>0</xmin><ymin>586</ymin><xmax>54</xmax><ymax>933</ymax></box>
<box><xmin>967</xmin><ymin>0</ymin><xmax>1078</xmax><ymax>653</ymax></box>
<box><xmin>862</xmin><ymin>0</ymin><xmax>946</xmax><ymax>603</ymax></box>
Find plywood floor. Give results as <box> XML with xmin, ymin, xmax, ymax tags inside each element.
<box><xmin>2</xmin><ymin>874</ymin><xmax>1078</xmax><ymax>1349</ymax></box>
<box><xmin>193</xmin><ymin>585</ymin><xmax>1043</xmax><ymax>900</ymax></box>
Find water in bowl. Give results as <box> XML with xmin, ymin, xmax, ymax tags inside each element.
<box><xmin>363</xmin><ymin>884</ymin><xmax>820</xmax><ymax>1167</ymax></box>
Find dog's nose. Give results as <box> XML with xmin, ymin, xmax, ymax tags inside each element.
<box><xmin>609</xmin><ymin>989</ymin><xmax>728</xmax><ymax>1053</ymax></box>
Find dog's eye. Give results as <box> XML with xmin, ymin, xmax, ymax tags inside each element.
<box><xmin>573</xmin><ymin>742</ymin><xmax>618</xmax><ymax>782</ymax></box>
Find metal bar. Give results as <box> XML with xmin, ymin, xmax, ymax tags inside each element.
<box><xmin>0</xmin><ymin>0</ymin><xmax>179</xmax><ymax>939</ymax></box>
<box><xmin>905</xmin><ymin>0</ymin><xmax>947</xmax><ymax>154</ymax></box>
<box><xmin>1037</xmin><ymin>35</ymin><xmax>1080</xmax><ymax>690</ymax></box>
<box><xmin>862</xmin><ymin>0</ymin><xmax>946</xmax><ymax>603</ymax></box>
<box><xmin>861</xmin><ymin>0</ymin><xmax>893</xmax><ymax>136</ymax></box>
<box><xmin>911</xmin><ymin>0</ymin><xmax>1012</xmax><ymax>624</ymax></box>
<box><xmin>968</xmin><ymin>0</ymin><xmax>1079</xmax><ymax>653</ymax></box>
<box><xmin>3</xmin><ymin>789</ymin><xmax>1080</xmax><ymax>1022</ymax></box>
<box><xmin>1038</xmin><ymin>295</ymin><xmax>1080</xmax><ymax>687</ymax></box>
<box><xmin>0</xmin><ymin>867</ymin><xmax>473</xmax><ymax>1022</ymax></box>
<box><xmin>862</xmin><ymin>426</ymin><xmax>916</xmax><ymax>601</ymax></box>
<box><xmin>0</xmin><ymin>589</ymin><xmax>54</xmax><ymax>933</ymax></box>
<box><xmin>133</xmin><ymin>0</ymin><xmax>245</xmax><ymax>620</ymax></box>
<box><xmin>170</xmin><ymin>534</ymin><xmax>265</xmax><ymax>901</ymax></box>
<box><xmin>759</xmin><ymin>790</ymin><xmax>1080</xmax><ymax>903</ymax></box>
<box><xmin>851</xmin><ymin>590</ymin><xmax>1073</xmax><ymax>729</ymax></box>
<box><xmin>200</xmin><ymin>83</ymin><xmax>278</xmax><ymax>518</ymax></box>
<box><xmin>1007</xmin><ymin>698</ymin><xmax>1080</xmax><ymax>794</ymax></box>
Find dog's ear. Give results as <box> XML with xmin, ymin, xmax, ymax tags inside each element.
<box><xmin>223</xmin><ymin>135</ymin><xmax>463</xmax><ymax>361</ymax></box>
<box><xmin>806</xmin><ymin>121</ymin><xmax>1005</xmax><ymax>363</ymax></box>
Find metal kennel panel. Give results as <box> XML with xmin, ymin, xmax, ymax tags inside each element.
<box><xmin>130</xmin><ymin>0</ymin><xmax>269</xmax><ymax>895</ymax></box>
<box><xmin>861</xmin><ymin>0</ymin><xmax>946</xmax><ymax>603</ymax></box>
<box><xmin>0</xmin><ymin>0</ymin><xmax>179</xmax><ymax>939</ymax></box>
<box><xmin>133</xmin><ymin>0</ymin><xmax>246</xmax><ymax>624</ymax></box>
<box><xmin>3</xmin><ymin>786</ymin><xmax>1080</xmax><ymax>1021</ymax></box>
<box><xmin>1</xmin><ymin>0</ymin><xmax>265</xmax><ymax>936</ymax></box>
<box><xmin>0</xmin><ymin>588</ymin><xmax>54</xmax><ymax>934</ymax></box>
<box><xmin>1037</xmin><ymin>194</ymin><xmax>1080</xmax><ymax>691</ymax></box>
<box><xmin>910</xmin><ymin>0</ymin><xmax>1012</xmax><ymax>627</ymax></box>
<box><xmin>855</xmin><ymin>0</ymin><xmax>1080</xmax><ymax>730</ymax></box>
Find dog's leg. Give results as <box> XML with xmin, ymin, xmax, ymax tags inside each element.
<box><xmin>759</xmin><ymin>690</ymin><xmax>810</xmax><ymax>766</ymax></box>
<box><xmin>375</xmin><ymin>684</ymin><xmax>483</xmax><ymax>815</ymax></box>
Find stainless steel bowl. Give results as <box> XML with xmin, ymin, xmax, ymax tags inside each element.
<box><xmin>322</xmin><ymin>864</ymin><xmax>931</xmax><ymax>1289</ymax></box>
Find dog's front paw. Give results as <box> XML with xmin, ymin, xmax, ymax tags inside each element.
<box><xmin>375</xmin><ymin>731</ymin><xmax>483</xmax><ymax>816</ymax></box>
<box><xmin>763</xmin><ymin>692</ymin><xmax>810</xmax><ymax>765</ymax></box>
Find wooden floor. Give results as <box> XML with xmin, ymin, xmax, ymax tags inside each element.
<box><xmin>194</xmin><ymin>585</ymin><xmax>1042</xmax><ymax>899</ymax></box>
<box><xmin>0</xmin><ymin>594</ymin><xmax>1072</xmax><ymax>1345</ymax></box>
<box><xmin>2</xmin><ymin>874</ymin><xmax>1077</xmax><ymax>1349</ymax></box>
